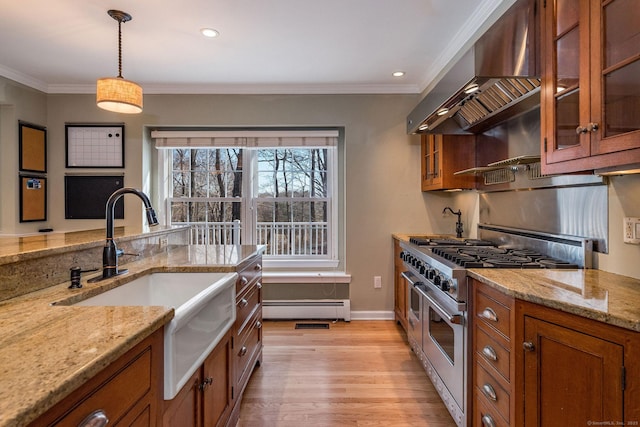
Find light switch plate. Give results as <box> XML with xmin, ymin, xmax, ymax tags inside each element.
<box><xmin>623</xmin><ymin>217</ymin><xmax>640</xmax><ymax>244</ymax></box>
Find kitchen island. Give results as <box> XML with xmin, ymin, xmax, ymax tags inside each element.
<box><xmin>0</xmin><ymin>239</ymin><xmax>263</xmax><ymax>427</ymax></box>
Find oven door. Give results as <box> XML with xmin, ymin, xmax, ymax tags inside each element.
<box><xmin>421</xmin><ymin>287</ymin><xmax>466</xmax><ymax>409</ymax></box>
<box><xmin>402</xmin><ymin>271</ymin><xmax>422</xmax><ymax>348</ymax></box>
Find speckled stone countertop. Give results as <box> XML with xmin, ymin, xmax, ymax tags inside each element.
<box><xmin>0</xmin><ymin>244</ymin><xmax>263</xmax><ymax>427</ymax></box>
<box><xmin>467</xmin><ymin>269</ymin><xmax>640</xmax><ymax>332</ymax></box>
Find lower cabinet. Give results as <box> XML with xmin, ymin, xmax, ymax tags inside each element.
<box><xmin>31</xmin><ymin>327</ymin><xmax>164</xmax><ymax>427</ymax></box>
<box><xmin>470</xmin><ymin>279</ymin><xmax>640</xmax><ymax>426</ymax></box>
<box><xmin>393</xmin><ymin>238</ymin><xmax>408</xmax><ymax>331</ymax></box>
<box><xmin>163</xmin><ymin>328</ymin><xmax>233</xmax><ymax>427</ymax></box>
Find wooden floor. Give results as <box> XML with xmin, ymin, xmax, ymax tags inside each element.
<box><xmin>236</xmin><ymin>320</ymin><xmax>456</xmax><ymax>427</ymax></box>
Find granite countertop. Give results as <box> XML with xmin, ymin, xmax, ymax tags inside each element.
<box><xmin>393</xmin><ymin>233</ymin><xmax>640</xmax><ymax>332</ymax></box>
<box><xmin>0</xmin><ymin>244</ymin><xmax>263</xmax><ymax>427</ymax></box>
<box><xmin>467</xmin><ymin>268</ymin><xmax>640</xmax><ymax>332</ymax></box>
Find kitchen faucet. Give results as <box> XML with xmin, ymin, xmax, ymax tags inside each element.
<box><xmin>442</xmin><ymin>207</ymin><xmax>463</xmax><ymax>238</ymax></box>
<box><xmin>88</xmin><ymin>188</ymin><xmax>159</xmax><ymax>282</ymax></box>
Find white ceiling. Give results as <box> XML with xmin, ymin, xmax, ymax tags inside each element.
<box><xmin>0</xmin><ymin>0</ymin><xmax>511</xmax><ymax>95</ymax></box>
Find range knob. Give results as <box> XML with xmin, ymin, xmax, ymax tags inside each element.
<box><xmin>427</xmin><ymin>268</ymin><xmax>437</xmax><ymax>280</ymax></box>
<box><xmin>419</xmin><ymin>264</ymin><xmax>427</xmax><ymax>275</ymax></box>
<box><xmin>440</xmin><ymin>279</ymin><xmax>451</xmax><ymax>292</ymax></box>
<box><xmin>433</xmin><ymin>274</ymin><xmax>442</xmax><ymax>288</ymax></box>
<box><xmin>399</xmin><ymin>251</ymin><xmax>406</xmax><ymax>260</ymax></box>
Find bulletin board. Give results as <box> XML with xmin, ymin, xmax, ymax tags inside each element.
<box><xmin>20</xmin><ymin>176</ymin><xmax>47</xmax><ymax>222</ymax></box>
<box><xmin>65</xmin><ymin>124</ymin><xmax>125</xmax><ymax>168</ymax></box>
<box><xmin>19</xmin><ymin>122</ymin><xmax>47</xmax><ymax>173</ymax></box>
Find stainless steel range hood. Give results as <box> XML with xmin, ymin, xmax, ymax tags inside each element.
<box><xmin>407</xmin><ymin>0</ymin><xmax>539</xmax><ymax>135</ymax></box>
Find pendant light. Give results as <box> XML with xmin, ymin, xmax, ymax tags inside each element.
<box><xmin>96</xmin><ymin>10</ymin><xmax>143</xmax><ymax>114</ymax></box>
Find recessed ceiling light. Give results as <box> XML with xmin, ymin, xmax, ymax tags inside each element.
<box><xmin>392</xmin><ymin>71</ymin><xmax>405</xmax><ymax>77</ymax></box>
<box><xmin>201</xmin><ymin>28</ymin><xmax>219</xmax><ymax>38</ymax></box>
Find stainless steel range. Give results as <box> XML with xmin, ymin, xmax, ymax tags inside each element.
<box><xmin>400</xmin><ymin>225</ymin><xmax>593</xmax><ymax>427</ymax></box>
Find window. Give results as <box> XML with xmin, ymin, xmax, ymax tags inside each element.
<box><xmin>154</xmin><ymin>130</ymin><xmax>340</xmax><ymax>267</ymax></box>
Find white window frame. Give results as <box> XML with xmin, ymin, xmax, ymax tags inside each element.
<box><xmin>153</xmin><ymin>129</ymin><xmax>340</xmax><ymax>270</ymax></box>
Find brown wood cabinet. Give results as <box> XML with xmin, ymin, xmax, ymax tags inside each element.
<box><xmin>31</xmin><ymin>327</ymin><xmax>164</xmax><ymax>427</ymax></box>
<box><xmin>470</xmin><ymin>279</ymin><xmax>640</xmax><ymax>426</ymax></box>
<box><xmin>227</xmin><ymin>253</ymin><xmax>263</xmax><ymax>427</ymax></box>
<box><xmin>540</xmin><ymin>0</ymin><xmax>640</xmax><ymax>174</ymax></box>
<box><xmin>393</xmin><ymin>238</ymin><xmax>408</xmax><ymax>331</ymax></box>
<box><xmin>163</xmin><ymin>328</ymin><xmax>233</xmax><ymax>427</ymax></box>
<box><xmin>421</xmin><ymin>134</ymin><xmax>476</xmax><ymax>191</ymax></box>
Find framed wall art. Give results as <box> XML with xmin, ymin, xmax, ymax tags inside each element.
<box><xmin>65</xmin><ymin>123</ymin><xmax>125</xmax><ymax>168</ymax></box>
<box><xmin>19</xmin><ymin>121</ymin><xmax>47</xmax><ymax>173</ymax></box>
<box><xmin>20</xmin><ymin>176</ymin><xmax>47</xmax><ymax>222</ymax></box>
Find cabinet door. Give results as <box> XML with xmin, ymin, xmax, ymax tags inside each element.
<box><xmin>591</xmin><ymin>0</ymin><xmax>640</xmax><ymax>155</ymax></box>
<box><xmin>202</xmin><ymin>332</ymin><xmax>233</xmax><ymax>427</ymax></box>
<box><xmin>541</xmin><ymin>0</ymin><xmax>591</xmax><ymax>164</ymax></box>
<box><xmin>523</xmin><ymin>315</ymin><xmax>624</xmax><ymax>425</ymax></box>
<box><xmin>163</xmin><ymin>369</ymin><xmax>202</xmax><ymax>427</ymax></box>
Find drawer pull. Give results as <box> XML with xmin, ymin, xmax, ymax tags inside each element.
<box><xmin>254</xmin><ymin>264</ymin><xmax>262</xmax><ymax>271</ymax></box>
<box><xmin>240</xmin><ymin>298</ymin><xmax>249</xmax><ymax>308</ymax></box>
<box><xmin>79</xmin><ymin>410</ymin><xmax>109</xmax><ymax>427</ymax></box>
<box><xmin>480</xmin><ymin>307</ymin><xmax>498</xmax><ymax>322</ymax></box>
<box><xmin>256</xmin><ymin>321</ymin><xmax>263</xmax><ymax>329</ymax></box>
<box><xmin>523</xmin><ymin>341</ymin><xmax>536</xmax><ymax>352</ymax></box>
<box><xmin>256</xmin><ymin>281</ymin><xmax>263</xmax><ymax>290</ymax></box>
<box><xmin>199</xmin><ymin>376</ymin><xmax>213</xmax><ymax>391</ymax></box>
<box><xmin>481</xmin><ymin>383</ymin><xmax>497</xmax><ymax>402</ymax></box>
<box><xmin>239</xmin><ymin>346</ymin><xmax>248</xmax><ymax>357</ymax></box>
<box><xmin>482</xmin><ymin>345</ymin><xmax>498</xmax><ymax>361</ymax></box>
<box><xmin>240</xmin><ymin>276</ymin><xmax>249</xmax><ymax>286</ymax></box>
<box><xmin>481</xmin><ymin>414</ymin><xmax>496</xmax><ymax>427</ymax></box>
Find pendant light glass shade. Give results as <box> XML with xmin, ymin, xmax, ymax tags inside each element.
<box><xmin>96</xmin><ymin>10</ymin><xmax>143</xmax><ymax>114</ymax></box>
<box><xmin>97</xmin><ymin>77</ymin><xmax>143</xmax><ymax>114</ymax></box>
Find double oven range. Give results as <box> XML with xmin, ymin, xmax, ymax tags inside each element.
<box><xmin>399</xmin><ymin>225</ymin><xmax>592</xmax><ymax>427</ymax></box>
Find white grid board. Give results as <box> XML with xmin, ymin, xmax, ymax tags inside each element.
<box><xmin>67</xmin><ymin>126</ymin><xmax>123</xmax><ymax>167</ymax></box>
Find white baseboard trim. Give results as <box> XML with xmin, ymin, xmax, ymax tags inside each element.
<box><xmin>349</xmin><ymin>311</ymin><xmax>395</xmax><ymax>321</ymax></box>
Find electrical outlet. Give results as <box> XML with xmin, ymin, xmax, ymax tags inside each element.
<box><xmin>374</xmin><ymin>276</ymin><xmax>382</xmax><ymax>289</ymax></box>
<box><xmin>623</xmin><ymin>217</ymin><xmax>640</xmax><ymax>244</ymax></box>
<box><xmin>159</xmin><ymin>237</ymin><xmax>168</xmax><ymax>249</ymax></box>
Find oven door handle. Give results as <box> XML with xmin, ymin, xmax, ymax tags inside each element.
<box><xmin>401</xmin><ymin>271</ymin><xmax>421</xmax><ymax>287</ymax></box>
<box><xmin>422</xmin><ymin>288</ymin><xmax>465</xmax><ymax>326</ymax></box>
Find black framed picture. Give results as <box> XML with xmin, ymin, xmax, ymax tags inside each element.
<box><xmin>20</xmin><ymin>175</ymin><xmax>47</xmax><ymax>222</ymax></box>
<box><xmin>19</xmin><ymin>121</ymin><xmax>47</xmax><ymax>173</ymax></box>
<box><xmin>65</xmin><ymin>124</ymin><xmax>125</xmax><ymax>168</ymax></box>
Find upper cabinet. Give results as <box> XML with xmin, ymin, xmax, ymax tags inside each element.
<box><xmin>541</xmin><ymin>0</ymin><xmax>640</xmax><ymax>174</ymax></box>
<box><xmin>421</xmin><ymin>134</ymin><xmax>477</xmax><ymax>191</ymax></box>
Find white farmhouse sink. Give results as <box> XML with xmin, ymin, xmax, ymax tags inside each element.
<box><xmin>74</xmin><ymin>272</ymin><xmax>237</xmax><ymax>399</ymax></box>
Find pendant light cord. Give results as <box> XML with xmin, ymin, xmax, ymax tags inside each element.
<box><xmin>117</xmin><ymin>19</ymin><xmax>123</xmax><ymax>78</ymax></box>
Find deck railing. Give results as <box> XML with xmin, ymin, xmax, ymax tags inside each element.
<box><xmin>177</xmin><ymin>220</ymin><xmax>328</xmax><ymax>256</ymax></box>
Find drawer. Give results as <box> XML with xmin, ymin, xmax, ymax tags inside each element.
<box><xmin>234</xmin><ymin>310</ymin><xmax>263</xmax><ymax>393</ymax></box>
<box><xmin>474</xmin><ymin>289</ymin><xmax>511</xmax><ymax>339</ymax></box>
<box><xmin>475</xmin><ymin>324</ymin><xmax>510</xmax><ymax>382</ymax></box>
<box><xmin>475</xmin><ymin>362</ymin><xmax>510</xmax><ymax>422</ymax></box>
<box><xmin>236</xmin><ymin>255</ymin><xmax>262</xmax><ymax>295</ymax></box>
<box><xmin>474</xmin><ymin>389</ymin><xmax>509</xmax><ymax>427</ymax></box>
<box><xmin>236</xmin><ymin>282</ymin><xmax>261</xmax><ymax>337</ymax></box>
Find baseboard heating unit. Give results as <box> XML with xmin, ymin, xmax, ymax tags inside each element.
<box><xmin>262</xmin><ymin>299</ymin><xmax>351</xmax><ymax>321</ymax></box>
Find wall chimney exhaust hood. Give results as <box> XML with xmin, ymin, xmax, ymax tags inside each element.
<box><xmin>407</xmin><ymin>0</ymin><xmax>539</xmax><ymax>135</ymax></box>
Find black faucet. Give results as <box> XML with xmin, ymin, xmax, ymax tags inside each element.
<box><xmin>442</xmin><ymin>207</ymin><xmax>463</xmax><ymax>238</ymax></box>
<box><xmin>88</xmin><ymin>188</ymin><xmax>159</xmax><ymax>282</ymax></box>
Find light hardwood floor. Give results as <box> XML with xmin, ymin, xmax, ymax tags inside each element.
<box><xmin>237</xmin><ymin>320</ymin><xmax>456</xmax><ymax>427</ymax></box>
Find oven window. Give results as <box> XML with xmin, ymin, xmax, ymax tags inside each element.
<box><xmin>410</xmin><ymin>286</ymin><xmax>421</xmax><ymax>321</ymax></box>
<box><xmin>428</xmin><ymin>307</ymin><xmax>455</xmax><ymax>364</ymax></box>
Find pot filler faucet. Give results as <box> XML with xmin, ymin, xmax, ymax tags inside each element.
<box><xmin>443</xmin><ymin>207</ymin><xmax>463</xmax><ymax>238</ymax></box>
<box><xmin>88</xmin><ymin>188</ymin><xmax>159</xmax><ymax>283</ymax></box>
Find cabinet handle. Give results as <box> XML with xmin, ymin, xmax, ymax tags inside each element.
<box><xmin>240</xmin><ymin>298</ymin><xmax>249</xmax><ymax>308</ymax></box>
<box><xmin>481</xmin><ymin>383</ymin><xmax>497</xmax><ymax>401</ymax></box>
<box><xmin>240</xmin><ymin>276</ymin><xmax>249</xmax><ymax>285</ymax></box>
<box><xmin>480</xmin><ymin>307</ymin><xmax>498</xmax><ymax>322</ymax></box>
<box><xmin>523</xmin><ymin>341</ymin><xmax>536</xmax><ymax>352</ymax></box>
<box><xmin>79</xmin><ymin>410</ymin><xmax>109</xmax><ymax>427</ymax></box>
<box><xmin>256</xmin><ymin>321</ymin><xmax>263</xmax><ymax>329</ymax></box>
<box><xmin>256</xmin><ymin>281</ymin><xmax>262</xmax><ymax>290</ymax></box>
<box><xmin>239</xmin><ymin>346</ymin><xmax>248</xmax><ymax>357</ymax></box>
<box><xmin>482</xmin><ymin>345</ymin><xmax>498</xmax><ymax>361</ymax></box>
<box><xmin>576</xmin><ymin>122</ymin><xmax>599</xmax><ymax>134</ymax></box>
<box><xmin>254</xmin><ymin>264</ymin><xmax>262</xmax><ymax>271</ymax></box>
<box><xmin>481</xmin><ymin>414</ymin><xmax>497</xmax><ymax>427</ymax></box>
<box><xmin>199</xmin><ymin>376</ymin><xmax>213</xmax><ymax>391</ymax></box>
